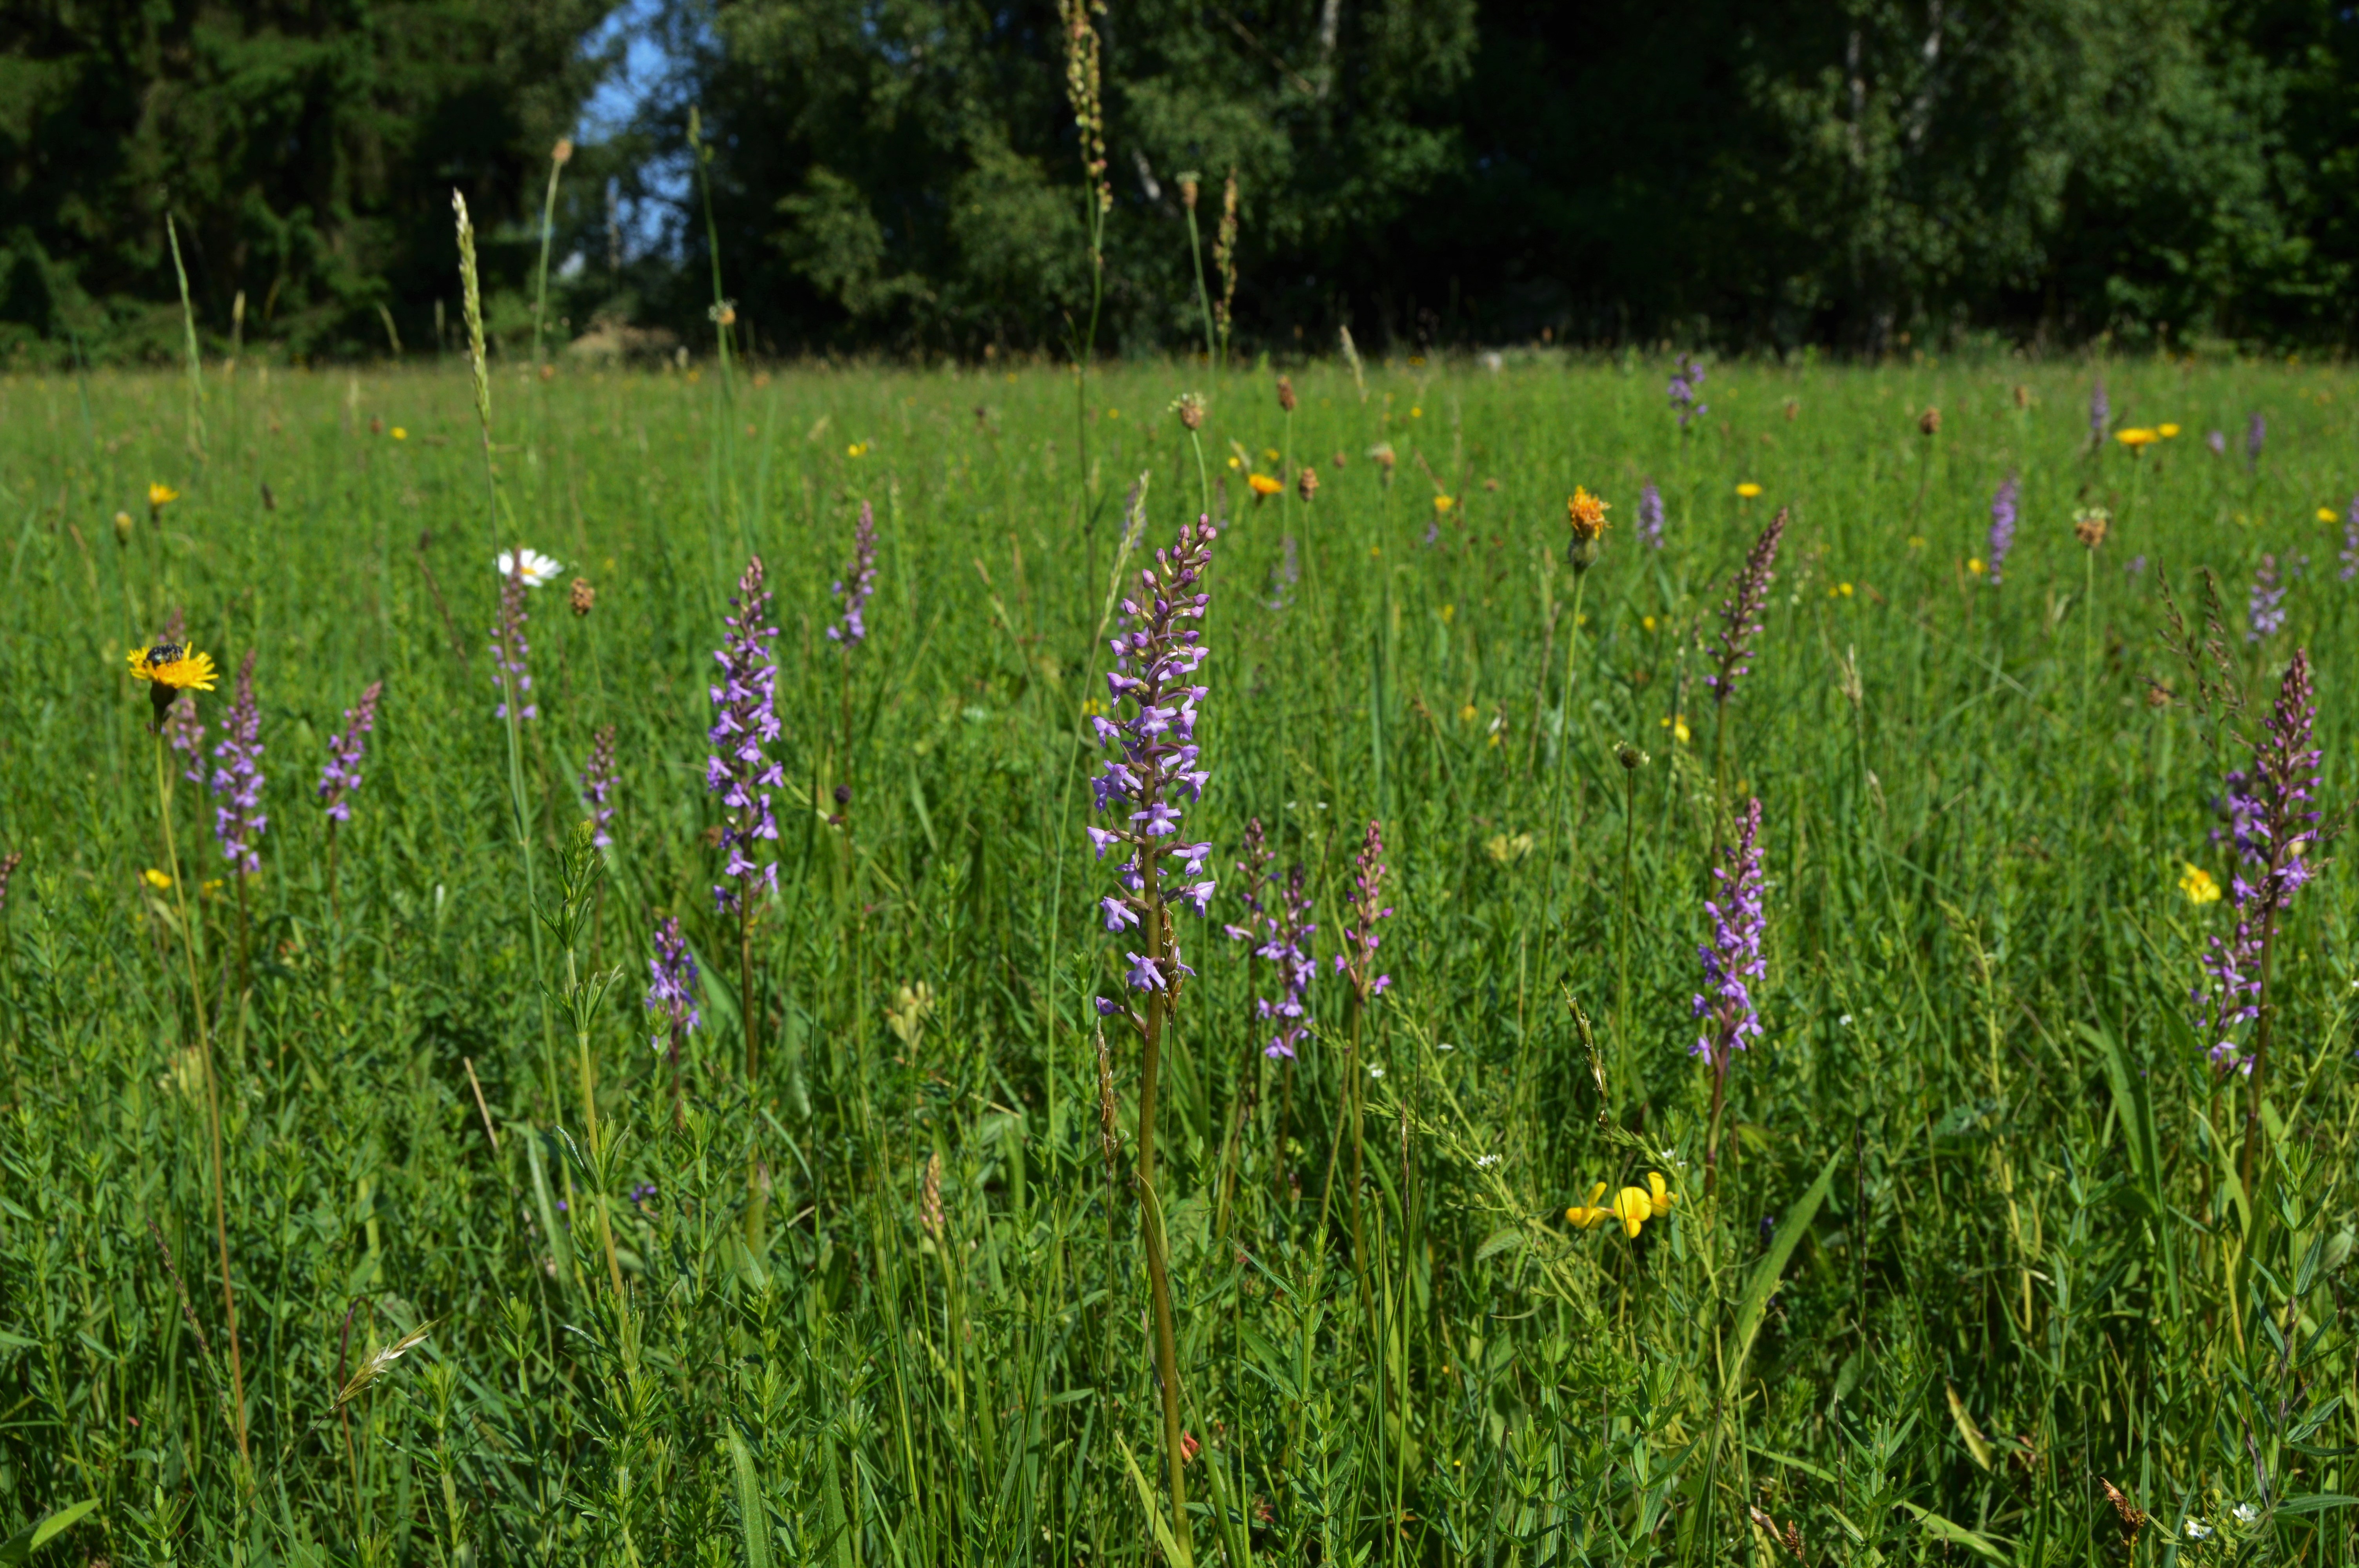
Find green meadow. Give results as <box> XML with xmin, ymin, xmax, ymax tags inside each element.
<box><xmin>0</xmin><ymin>349</ymin><xmax>2354</xmax><ymax>1566</ymax></box>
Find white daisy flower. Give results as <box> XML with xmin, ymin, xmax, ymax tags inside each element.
<box><xmin>496</xmin><ymin>546</ymin><xmax>562</xmax><ymax>587</ymax></box>
<box><xmin>2233</xmin><ymin>1503</ymin><xmax>2258</xmax><ymax>1525</ymax></box>
<box><xmin>2183</xmin><ymin>1518</ymin><xmax>2212</xmax><ymax>1539</ymax></box>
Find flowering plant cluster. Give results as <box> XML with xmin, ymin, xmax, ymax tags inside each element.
<box><xmin>210</xmin><ymin>650</ymin><xmax>267</xmax><ymax>874</ymax></box>
<box><xmin>1693</xmin><ymin>797</ymin><xmax>1765</xmax><ymax>1066</ymax></box>
<box><xmin>1987</xmin><ymin>475</ymin><xmax>2018</xmax><ymax>584</ymax></box>
<box><xmin>317</xmin><ymin>680</ymin><xmax>384</xmax><ymax>822</ymax></box>
<box><xmin>1224</xmin><ymin>818</ymin><xmax>1316</xmax><ymax>1059</ymax></box>
<box><xmin>582</xmin><ymin>724</ymin><xmax>618</xmax><ymax>848</ymax></box>
<box><xmin>1668</xmin><ymin>355</ymin><xmax>1707</xmax><ymax>429</ymax></box>
<box><xmin>2197</xmin><ymin>650</ymin><xmax>2323</xmax><ymax>1075</ymax></box>
<box><xmin>1704</xmin><ymin>507</ymin><xmax>1787</xmax><ymax>705</ymax></box>
<box><xmin>1636</xmin><ymin>480</ymin><xmax>1664</xmax><ymax>550</ymax></box>
<box><xmin>1089</xmin><ymin>514</ymin><xmax>1219</xmax><ymax>1014</ymax></box>
<box><xmin>1334</xmin><ymin>818</ymin><xmax>1393</xmax><ymax>1007</ymax></box>
<box><xmin>828</xmin><ymin>501</ymin><xmax>878</xmax><ymax>646</ymax></box>
<box><xmin>707</xmin><ymin>557</ymin><xmax>782</xmax><ymax>911</ymax></box>
<box><xmin>645</xmin><ymin>916</ymin><xmax>701</xmax><ymax>1055</ymax></box>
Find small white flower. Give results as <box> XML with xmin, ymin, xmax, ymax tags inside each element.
<box><xmin>1437</xmin><ymin>1041</ymin><xmax>1455</xmax><ymax>1052</ymax></box>
<box><xmin>1474</xmin><ymin>1153</ymin><xmax>1501</xmax><ymax>1169</ymax></box>
<box><xmin>1367</xmin><ymin>1065</ymin><xmax>1385</xmax><ymax>1079</ymax></box>
<box><xmin>2233</xmin><ymin>1503</ymin><xmax>2258</xmax><ymax>1525</ymax></box>
<box><xmin>2184</xmin><ymin>1518</ymin><xmax>2213</xmax><ymax>1540</ymax></box>
<box><xmin>496</xmin><ymin>546</ymin><xmax>562</xmax><ymax>587</ymax></box>
<box><xmin>1838</xmin><ymin>1013</ymin><xmax>1854</xmax><ymax>1027</ymax></box>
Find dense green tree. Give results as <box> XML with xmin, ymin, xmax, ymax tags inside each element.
<box><xmin>0</xmin><ymin>0</ymin><xmax>616</xmax><ymax>361</ymax></box>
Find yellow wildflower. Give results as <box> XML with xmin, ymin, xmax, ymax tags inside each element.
<box><xmin>1248</xmin><ymin>473</ymin><xmax>1283</xmax><ymax>500</ymax></box>
<box><xmin>147</xmin><ymin>482</ymin><xmax>179</xmax><ymax>510</ymax></box>
<box><xmin>391</xmin><ymin>426</ymin><xmax>408</xmax><ymax>441</ymax></box>
<box><xmin>2158</xmin><ymin>423</ymin><xmax>2181</xmax><ymax>438</ymax></box>
<box><xmin>2179</xmin><ymin>863</ymin><xmax>2221</xmax><ymax>905</ymax></box>
<box><xmin>126</xmin><ymin>637</ymin><xmax>218</xmax><ymax>728</ymax></box>
<box><xmin>847</xmin><ymin>442</ymin><xmax>868</xmax><ymax>458</ymax></box>
<box><xmin>2115</xmin><ymin>428</ymin><xmax>2157</xmax><ymax>450</ymax></box>
<box><xmin>142</xmin><ymin>867</ymin><xmax>173</xmax><ymax>891</ymax></box>
<box><xmin>2319</xmin><ymin>508</ymin><xmax>2338</xmax><ymax>524</ymax></box>
<box><xmin>1566</xmin><ymin>486</ymin><xmax>1608</xmax><ymax>542</ymax></box>
<box><xmin>1968</xmin><ymin>557</ymin><xmax>1986</xmax><ymax>575</ymax></box>
<box><xmin>1565</xmin><ymin>1183</ymin><xmax>1613</xmax><ymax>1230</ymax></box>
<box><xmin>1662</xmin><ymin>713</ymin><xmax>1690</xmax><ymax>744</ymax></box>
<box><xmin>1434</xmin><ymin>495</ymin><xmax>1454</xmax><ymax>514</ymax></box>
<box><xmin>1735</xmin><ymin>482</ymin><xmax>1763</xmax><ymax>499</ymax></box>
<box><xmin>1439</xmin><ymin>603</ymin><xmax>1456</xmax><ymax>623</ymax></box>
<box><xmin>1459</xmin><ymin>703</ymin><xmax>1478</xmax><ymax>724</ymax></box>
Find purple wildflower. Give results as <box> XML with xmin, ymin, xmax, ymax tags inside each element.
<box><xmin>1668</xmin><ymin>354</ymin><xmax>1708</xmax><ymax>430</ymax></box>
<box><xmin>707</xmin><ymin>556</ymin><xmax>783</xmax><ymax>911</ymax></box>
<box><xmin>1704</xmin><ymin>507</ymin><xmax>1787</xmax><ymax>705</ymax></box>
<box><xmin>165</xmin><ymin>677</ymin><xmax>206</xmax><ymax>785</ymax></box>
<box><xmin>2248</xmin><ymin>555</ymin><xmax>2287</xmax><ymax>642</ymax></box>
<box><xmin>1089</xmin><ymin>514</ymin><xmax>1219</xmax><ymax>1013</ymax></box>
<box><xmin>2246</xmin><ymin>412</ymin><xmax>2266</xmax><ymax>469</ymax></box>
<box><xmin>2126</xmin><ymin>554</ymin><xmax>2147</xmax><ymax>577</ymax></box>
<box><xmin>1636</xmin><ymin>480</ymin><xmax>1665</xmax><ymax>550</ymax></box>
<box><xmin>0</xmin><ymin>850</ymin><xmax>19</xmax><ymax>917</ymax></box>
<box><xmin>827</xmin><ymin>501</ymin><xmax>879</xmax><ymax>646</ymax></box>
<box><xmin>156</xmin><ymin>607</ymin><xmax>206</xmax><ymax>782</ymax></box>
<box><xmin>581</xmin><ymin>723</ymin><xmax>617</xmax><ymax>848</ymax></box>
<box><xmin>1227</xmin><ymin>820</ymin><xmax>1316</xmax><ymax>1060</ymax></box>
<box><xmin>1332</xmin><ymin>818</ymin><xmax>1394</xmax><ymax>1007</ymax></box>
<box><xmin>645</xmin><ymin>915</ymin><xmax>702</xmax><ymax>1054</ymax></box>
<box><xmin>2207</xmin><ymin>429</ymin><xmax>2227</xmax><ymax>457</ymax></box>
<box><xmin>1987</xmin><ymin>475</ymin><xmax>2018</xmax><ymax>584</ymax></box>
<box><xmin>2342</xmin><ymin>497</ymin><xmax>2359</xmax><ymax>583</ymax></box>
<box><xmin>2089</xmin><ymin>378</ymin><xmax>2109</xmax><ymax>443</ymax></box>
<box><xmin>2197</xmin><ymin>650</ymin><xmax>2323</xmax><ymax>1076</ymax></box>
<box><xmin>490</xmin><ymin>565</ymin><xmax>535</xmax><ymax>721</ymax></box>
<box><xmin>209</xmin><ymin>649</ymin><xmax>266</xmax><ymax>875</ymax></box>
<box><xmin>1692</xmin><ymin>797</ymin><xmax>1766</xmax><ymax>1067</ymax></box>
<box><xmin>316</xmin><ymin>680</ymin><xmax>383</xmax><ymax>822</ymax></box>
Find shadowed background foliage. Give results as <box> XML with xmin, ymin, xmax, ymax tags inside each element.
<box><xmin>9</xmin><ymin>0</ymin><xmax>2359</xmax><ymax>359</ymax></box>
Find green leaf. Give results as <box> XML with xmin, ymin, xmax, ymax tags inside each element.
<box><xmin>1475</xmin><ymin>1225</ymin><xmax>1526</xmax><ymax>1263</ymax></box>
<box><xmin>0</xmin><ymin>1498</ymin><xmax>98</xmax><ymax>1564</ymax></box>
<box><xmin>726</xmin><ymin>1425</ymin><xmax>770</xmax><ymax>1568</ymax></box>
<box><xmin>1114</xmin><ymin>1435</ymin><xmax>1192</xmax><ymax>1568</ymax></box>
<box><xmin>2279</xmin><ymin>1493</ymin><xmax>2359</xmax><ymax>1515</ymax></box>
<box><xmin>1728</xmin><ymin>1149</ymin><xmax>1841</xmax><ymax>1387</ymax></box>
<box><xmin>1895</xmin><ymin>1500</ymin><xmax>2009</xmax><ymax>1561</ymax></box>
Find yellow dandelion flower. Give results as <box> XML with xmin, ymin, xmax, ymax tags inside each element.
<box><xmin>1968</xmin><ymin>557</ymin><xmax>1987</xmax><ymax>575</ymax></box>
<box><xmin>2179</xmin><ymin>863</ymin><xmax>2221</xmax><ymax>905</ymax></box>
<box><xmin>147</xmin><ymin>482</ymin><xmax>179</xmax><ymax>510</ymax></box>
<box><xmin>1410</xmin><ymin>406</ymin><xmax>1423</xmax><ymax>419</ymax></box>
<box><xmin>1735</xmin><ymin>482</ymin><xmax>1763</xmax><ymax>499</ymax></box>
<box><xmin>2115</xmin><ymin>428</ymin><xmax>2157</xmax><ymax>450</ymax></box>
<box><xmin>2319</xmin><ymin>508</ymin><xmax>2338</xmax><ymax>523</ymax></box>
<box><xmin>1227</xmin><ymin>455</ymin><xmax>1242</xmax><ymax>470</ymax></box>
<box><xmin>1459</xmin><ymin>702</ymin><xmax>1478</xmax><ymax>724</ymax></box>
<box><xmin>1566</xmin><ymin>1183</ymin><xmax>1613</xmax><ymax>1230</ymax></box>
<box><xmin>1105</xmin><ymin>408</ymin><xmax>1119</xmax><ymax>420</ymax></box>
<box><xmin>142</xmin><ymin>867</ymin><xmax>174</xmax><ymax>891</ymax></box>
<box><xmin>1248</xmin><ymin>472</ymin><xmax>1283</xmax><ymax>499</ymax></box>
<box><xmin>2158</xmin><ymin>423</ymin><xmax>2181</xmax><ymax>438</ymax></box>
<box><xmin>391</xmin><ymin>426</ymin><xmax>408</xmax><ymax>441</ymax></box>
<box><xmin>1641</xmin><ymin>614</ymin><xmax>1657</xmax><ymax>632</ymax></box>
<box><xmin>847</xmin><ymin>442</ymin><xmax>868</xmax><ymax>458</ymax></box>
<box><xmin>1434</xmin><ymin>495</ymin><xmax>1454</xmax><ymax>514</ymax></box>
<box><xmin>1839</xmin><ymin>582</ymin><xmax>1854</xmax><ymax>597</ymax></box>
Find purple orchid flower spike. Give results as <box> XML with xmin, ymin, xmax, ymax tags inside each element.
<box><xmin>828</xmin><ymin>500</ymin><xmax>879</xmax><ymax>646</ymax></box>
<box><xmin>1334</xmin><ymin>818</ymin><xmax>1394</xmax><ymax>1009</ymax></box>
<box><xmin>581</xmin><ymin>723</ymin><xmax>618</xmax><ymax>848</ymax></box>
<box><xmin>1089</xmin><ymin>514</ymin><xmax>1219</xmax><ymax>1019</ymax></box>
<box><xmin>210</xmin><ymin>649</ymin><xmax>267</xmax><ymax>874</ymax></box>
<box><xmin>316</xmin><ymin>680</ymin><xmax>384</xmax><ymax>822</ymax></box>
<box><xmin>1636</xmin><ymin>480</ymin><xmax>1665</xmax><ymax>550</ymax></box>
<box><xmin>1705</xmin><ymin>508</ymin><xmax>1787</xmax><ymax>705</ymax></box>
<box><xmin>708</xmin><ymin>557</ymin><xmax>783</xmax><ymax>911</ymax></box>
<box><xmin>1987</xmin><ymin>475</ymin><xmax>2018</xmax><ymax>585</ymax></box>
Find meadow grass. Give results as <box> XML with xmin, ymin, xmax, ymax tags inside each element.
<box><xmin>0</xmin><ymin>350</ymin><xmax>2355</xmax><ymax>1566</ymax></box>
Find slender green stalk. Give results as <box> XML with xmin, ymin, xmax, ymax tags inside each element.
<box><xmin>454</xmin><ymin>192</ymin><xmax>559</xmax><ymax>1118</ymax></box>
<box><xmin>155</xmin><ymin>725</ymin><xmax>247</xmax><ymax>1464</ymax></box>
<box><xmin>164</xmin><ymin>214</ymin><xmax>207</xmax><ymax>466</ymax></box>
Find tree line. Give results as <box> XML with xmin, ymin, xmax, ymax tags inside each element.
<box><xmin>6</xmin><ymin>0</ymin><xmax>2359</xmax><ymax>363</ymax></box>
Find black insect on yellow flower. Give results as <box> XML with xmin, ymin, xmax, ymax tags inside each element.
<box><xmin>126</xmin><ymin>638</ymin><xmax>218</xmax><ymax>730</ymax></box>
